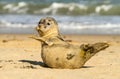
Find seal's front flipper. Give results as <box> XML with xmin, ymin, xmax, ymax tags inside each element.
<box><xmin>29</xmin><ymin>36</ymin><xmax>45</xmax><ymax>42</ymax></box>
<box><xmin>29</xmin><ymin>36</ymin><xmax>53</xmax><ymax>46</ymax></box>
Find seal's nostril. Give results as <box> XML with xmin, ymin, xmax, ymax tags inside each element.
<box><xmin>38</xmin><ymin>22</ymin><xmax>41</xmax><ymax>26</ymax></box>
<box><xmin>38</xmin><ymin>22</ymin><xmax>41</xmax><ymax>24</ymax></box>
<box><xmin>47</xmin><ymin>23</ymin><xmax>50</xmax><ymax>25</ymax></box>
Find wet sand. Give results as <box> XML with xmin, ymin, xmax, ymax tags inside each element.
<box><xmin>0</xmin><ymin>34</ymin><xmax>120</xmax><ymax>79</ymax></box>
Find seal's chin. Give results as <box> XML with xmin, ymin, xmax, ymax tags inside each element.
<box><xmin>35</xmin><ymin>26</ymin><xmax>43</xmax><ymax>36</ymax></box>
<box><xmin>36</xmin><ymin>26</ymin><xmax>40</xmax><ymax>31</ymax></box>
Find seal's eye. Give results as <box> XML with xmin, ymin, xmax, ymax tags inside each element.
<box><xmin>48</xmin><ymin>20</ymin><xmax>51</xmax><ymax>21</ymax></box>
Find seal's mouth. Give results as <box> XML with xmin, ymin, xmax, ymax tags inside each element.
<box><xmin>36</xmin><ymin>26</ymin><xmax>43</xmax><ymax>34</ymax></box>
<box><xmin>36</xmin><ymin>26</ymin><xmax>40</xmax><ymax>31</ymax></box>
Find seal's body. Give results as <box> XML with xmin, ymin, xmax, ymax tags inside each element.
<box><xmin>31</xmin><ymin>17</ymin><xmax>109</xmax><ymax>69</ymax></box>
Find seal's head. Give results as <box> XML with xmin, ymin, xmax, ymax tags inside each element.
<box><xmin>36</xmin><ymin>17</ymin><xmax>59</xmax><ymax>37</ymax></box>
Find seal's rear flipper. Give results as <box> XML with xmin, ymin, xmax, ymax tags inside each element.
<box><xmin>80</xmin><ymin>42</ymin><xmax>109</xmax><ymax>62</ymax></box>
<box><xmin>92</xmin><ymin>42</ymin><xmax>109</xmax><ymax>53</ymax></box>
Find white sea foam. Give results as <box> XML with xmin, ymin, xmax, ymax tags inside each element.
<box><xmin>18</xmin><ymin>2</ymin><xmax>27</xmax><ymax>7</ymax></box>
<box><xmin>0</xmin><ymin>20</ymin><xmax>34</xmax><ymax>28</ymax></box>
<box><xmin>59</xmin><ymin>22</ymin><xmax>120</xmax><ymax>34</ymax></box>
<box><xmin>1</xmin><ymin>19</ymin><xmax>120</xmax><ymax>29</ymax></box>
<box><xmin>95</xmin><ymin>5</ymin><xmax>112</xmax><ymax>13</ymax></box>
<box><xmin>0</xmin><ymin>20</ymin><xmax>120</xmax><ymax>34</ymax></box>
<box><xmin>35</xmin><ymin>2</ymin><xmax>87</xmax><ymax>14</ymax></box>
<box><xmin>0</xmin><ymin>14</ymin><xmax>120</xmax><ymax>34</ymax></box>
<box><xmin>3</xmin><ymin>2</ymin><xmax>28</xmax><ymax>13</ymax></box>
<box><xmin>3</xmin><ymin>4</ymin><xmax>14</xmax><ymax>9</ymax></box>
<box><xmin>1</xmin><ymin>2</ymin><xmax>120</xmax><ymax>15</ymax></box>
<box><xmin>59</xmin><ymin>22</ymin><xmax>120</xmax><ymax>30</ymax></box>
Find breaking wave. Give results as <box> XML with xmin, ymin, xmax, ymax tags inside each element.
<box><xmin>0</xmin><ymin>20</ymin><xmax>34</xmax><ymax>28</ymax></box>
<box><xmin>0</xmin><ymin>2</ymin><xmax>120</xmax><ymax>15</ymax></box>
<box><xmin>59</xmin><ymin>22</ymin><xmax>120</xmax><ymax>34</ymax></box>
<box><xmin>0</xmin><ymin>19</ymin><xmax>120</xmax><ymax>34</ymax></box>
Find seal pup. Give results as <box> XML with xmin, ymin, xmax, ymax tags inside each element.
<box><xmin>31</xmin><ymin>17</ymin><xmax>109</xmax><ymax>69</ymax></box>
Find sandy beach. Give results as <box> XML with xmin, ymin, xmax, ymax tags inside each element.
<box><xmin>0</xmin><ymin>34</ymin><xmax>120</xmax><ymax>79</ymax></box>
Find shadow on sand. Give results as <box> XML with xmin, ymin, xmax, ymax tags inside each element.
<box><xmin>19</xmin><ymin>60</ymin><xmax>48</xmax><ymax>68</ymax></box>
<box><xmin>19</xmin><ymin>60</ymin><xmax>94</xmax><ymax>69</ymax></box>
<box><xmin>81</xmin><ymin>66</ymin><xmax>94</xmax><ymax>68</ymax></box>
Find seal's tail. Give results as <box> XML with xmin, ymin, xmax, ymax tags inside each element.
<box><xmin>80</xmin><ymin>42</ymin><xmax>109</xmax><ymax>62</ymax></box>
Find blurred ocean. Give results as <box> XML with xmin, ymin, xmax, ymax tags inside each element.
<box><xmin>0</xmin><ymin>0</ymin><xmax>120</xmax><ymax>34</ymax></box>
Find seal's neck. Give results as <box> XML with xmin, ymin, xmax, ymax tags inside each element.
<box><xmin>43</xmin><ymin>30</ymin><xmax>59</xmax><ymax>38</ymax></box>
